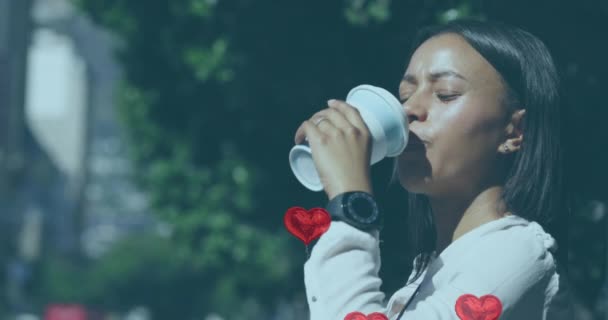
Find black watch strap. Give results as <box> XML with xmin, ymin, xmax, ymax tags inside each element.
<box><xmin>325</xmin><ymin>191</ymin><xmax>382</xmax><ymax>231</ymax></box>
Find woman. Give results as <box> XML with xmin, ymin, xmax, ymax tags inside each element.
<box><xmin>293</xmin><ymin>19</ymin><xmax>572</xmax><ymax>319</ymax></box>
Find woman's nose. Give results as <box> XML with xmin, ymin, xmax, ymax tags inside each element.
<box><xmin>405</xmin><ymin>100</ymin><xmax>428</xmax><ymax>123</ymax></box>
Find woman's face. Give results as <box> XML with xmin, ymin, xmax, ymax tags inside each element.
<box><xmin>397</xmin><ymin>33</ymin><xmax>521</xmax><ymax>197</ymax></box>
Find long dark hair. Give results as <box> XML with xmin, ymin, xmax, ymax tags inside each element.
<box><xmin>387</xmin><ymin>19</ymin><xmax>569</xmax><ymax>286</ymax></box>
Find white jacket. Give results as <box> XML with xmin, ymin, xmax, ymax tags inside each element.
<box><xmin>303</xmin><ymin>214</ymin><xmax>573</xmax><ymax>320</ymax></box>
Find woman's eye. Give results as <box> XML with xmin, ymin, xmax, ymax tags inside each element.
<box><xmin>437</xmin><ymin>93</ymin><xmax>459</xmax><ymax>102</ymax></box>
<box><xmin>400</xmin><ymin>97</ymin><xmax>409</xmax><ymax>103</ymax></box>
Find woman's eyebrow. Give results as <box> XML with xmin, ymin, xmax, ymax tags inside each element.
<box><xmin>402</xmin><ymin>70</ymin><xmax>469</xmax><ymax>84</ymax></box>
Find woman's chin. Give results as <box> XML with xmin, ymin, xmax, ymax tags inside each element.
<box><xmin>398</xmin><ymin>176</ymin><xmax>429</xmax><ymax>195</ymax></box>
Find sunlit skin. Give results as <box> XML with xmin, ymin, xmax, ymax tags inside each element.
<box><xmin>397</xmin><ymin>33</ymin><xmax>526</xmax><ymax>254</ymax></box>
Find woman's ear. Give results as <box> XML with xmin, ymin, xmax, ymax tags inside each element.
<box><xmin>501</xmin><ymin>109</ymin><xmax>525</xmax><ymax>152</ymax></box>
<box><xmin>512</xmin><ymin>109</ymin><xmax>525</xmax><ymax>134</ymax></box>
<box><xmin>505</xmin><ymin>109</ymin><xmax>525</xmax><ymax>136</ymax></box>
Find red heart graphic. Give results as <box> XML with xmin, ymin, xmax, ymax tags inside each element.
<box><xmin>455</xmin><ymin>294</ymin><xmax>502</xmax><ymax>320</ymax></box>
<box><xmin>344</xmin><ymin>311</ymin><xmax>388</xmax><ymax>320</ymax></box>
<box><xmin>284</xmin><ymin>207</ymin><xmax>331</xmax><ymax>245</ymax></box>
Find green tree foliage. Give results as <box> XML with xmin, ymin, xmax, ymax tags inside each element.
<box><xmin>61</xmin><ymin>0</ymin><xmax>608</xmax><ymax>318</ymax></box>
<box><xmin>67</xmin><ymin>1</ymin><xmax>459</xmax><ymax>317</ymax></box>
<box><xmin>33</xmin><ymin>234</ymin><xmax>209</xmax><ymax>318</ymax></box>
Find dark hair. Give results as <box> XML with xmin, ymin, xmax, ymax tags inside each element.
<box><xmin>387</xmin><ymin>19</ymin><xmax>569</xmax><ymax>286</ymax></box>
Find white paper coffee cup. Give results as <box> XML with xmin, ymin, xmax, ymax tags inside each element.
<box><xmin>289</xmin><ymin>84</ymin><xmax>409</xmax><ymax>192</ymax></box>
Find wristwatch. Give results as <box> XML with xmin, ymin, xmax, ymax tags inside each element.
<box><xmin>325</xmin><ymin>191</ymin><xmax>383</xmax><ymax>231</ymax></box>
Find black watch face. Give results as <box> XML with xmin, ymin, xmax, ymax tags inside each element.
<box><xmin>346</xmin><ymin>193</ymin><xmax>378</xmax><ymax>223</ymax></box>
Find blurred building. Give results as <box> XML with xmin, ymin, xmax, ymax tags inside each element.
<box><xmin>0</xmin><ymin>0</ymin><xmax>35</xmax><ymax>253</ymax></box>
<box><xmin>0</xmin><ymin>0</ymin><xmax>64</xmax><ymax>313</ymax></box>
<box><xmin>26</xmin><ymin>0</ymin><xmax>157</xmax><ymax>258</ymax></box>
<box><xmin>0</xmin><ymin>0</ymin><xmax>155</xmax><ymax>314</ymax></box>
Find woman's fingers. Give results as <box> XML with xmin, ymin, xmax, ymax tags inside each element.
<box><xmin>294</xmin><ymin>116</ymin><xmax>325</xmax><ymax>145</ymax></box>
<box><xmin>292</xmin><ymin>99</ymin><xmax>374</xmax><ymax>199</ymax></box>
<box><xmin>294</xmin><ymin>116</ymin><xmax>314</xmax><ymax>144</ymax></box>
<box><xmin>313</xmin><ymin>109</ymin><xmax>353</xmax><ymax>134</ymax></box>
<box><xmin>294</xmin><ymin>108</ymin><xmax>353</xmax><ymax>144</ymax></box>
<box><xmin>327</xmin><ymin>99</ymin><xmax>369</xmax><ymax>135</ymax></box>
<box><xmin>294</xmin><ymin>100</ymin><xmax>366</xmax><ymax>144</ymax></box>
<box><xmin>298</xmin><ymin>119</ymin><xmax>323</xmax><ymax>145</ymax></box>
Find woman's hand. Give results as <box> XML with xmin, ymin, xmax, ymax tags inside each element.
<box><xmin>294</xmin><ymin>99</ymin><xmax>374</xmax><ymax>200</ymax></box>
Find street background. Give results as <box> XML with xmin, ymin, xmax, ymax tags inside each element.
<box><xmin>0</xmin><ymin>0</ymin><xmax>607</xmax><ymax>319</ymax></box>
